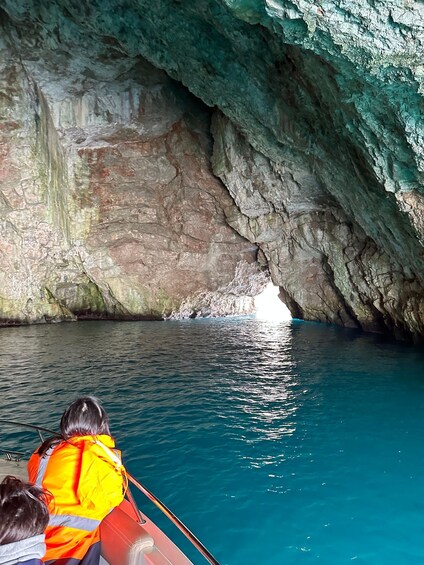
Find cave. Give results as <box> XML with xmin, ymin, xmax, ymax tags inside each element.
<box><xmin>0</xmin><ymin>1</ymin><xmax>423</xmax><ymax>341</ymax></box>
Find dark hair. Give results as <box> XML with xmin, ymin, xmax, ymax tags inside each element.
<box><xmin>0</xmin><ymin>475</ymin><xmax>50</xmax><ymax>545</ymax></box>
<box><xmin>60</xmin><ymin>396</ymin><xmax>110</xmax><ymax>439</ymax></box>
<box><xmin>38</xmin><ymin>396</ymin><xmax>111</xmax><ymax>455</ymax></box>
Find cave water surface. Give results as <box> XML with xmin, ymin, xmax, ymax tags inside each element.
<box><xmin>2</xmin><ymin>319</ymin><xmax>424</xmax><ymax>564</ymax></box>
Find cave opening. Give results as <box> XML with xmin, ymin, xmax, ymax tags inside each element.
<box><xmin>254</xmin><ymin>281</ymin><xmax>292</xmax><ymax>321</ymax></box>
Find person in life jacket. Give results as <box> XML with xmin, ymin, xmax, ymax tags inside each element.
<box><xmin>27</xmin><ymin>397</ymin><xmax>127</xmax><ymax>565</ymax></box>
<box><xmin>0</xmin><ymin>474</ymin><xmax>50</xmax><ymax>565</ymax></box>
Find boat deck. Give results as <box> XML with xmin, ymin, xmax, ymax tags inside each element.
<box><xmin>0</xmin><ymin>457</ymin><xmax>27</xmax><ymax>480</ymax></box>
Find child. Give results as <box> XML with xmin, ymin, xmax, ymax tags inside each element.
<box><xmin>0</xmin><ymin>475</ymin><xmax>49</xmax><ymax>565</ymax></box>
<box><xmin>28</xmin><ymin>396</ymin><xmax>126</xmax><ymax>565</ymax></box>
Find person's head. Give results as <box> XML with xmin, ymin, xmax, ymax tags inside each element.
<box><xmin>60</xmin><ymin>396</ymin><xmax>110</xmax><ymax>439</ymax></box>
<box><xmin>0</xmin><ymin>475</ymin><xmax>49</xmax><ymax>545</ymax></box>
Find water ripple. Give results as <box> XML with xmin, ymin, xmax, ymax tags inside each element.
<box><xmin>1</xmin><ymin>319</ymin><xmax>424</xmax><ymax>564</ymax></box>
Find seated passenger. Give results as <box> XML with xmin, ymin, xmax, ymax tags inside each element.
<box><xmin>0</xmin><ymin>475</ymin><xmax>49</xmax><ymax>565</ymax></box>
<box><xmin>28</xmin><ymin>396</ymin><xmax>127</xmax><ymax>565</ymax></box>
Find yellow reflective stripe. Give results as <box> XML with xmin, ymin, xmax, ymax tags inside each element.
<box><xmin>49</xmin><ymin>514</ymin><xmax>101</xmax><ymax>531</ymax></box>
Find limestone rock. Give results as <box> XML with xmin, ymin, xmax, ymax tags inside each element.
<box><xmin>212</xmin><ymin>113</ymin><xmax>424</xmax><ymax>338</ymax></box>
<box><xmin>169</xmin><ymin>260</ymin><xmax>269</xmax><ymax>319</ymax></box>
<box><xmin>0</xmin><ymin>19</ymin><xmax>257</xmax><ymax>322</ymax></box>
<box><xmin>0</xmin><ymin>1</ymin><xmax>424</xmax><ymax>339</ymax></box>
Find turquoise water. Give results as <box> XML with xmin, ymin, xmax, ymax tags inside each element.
<box><xmin>1</xmin><ymin>318</ymin><xmax>424</xmax><ymax>564</ymax></box>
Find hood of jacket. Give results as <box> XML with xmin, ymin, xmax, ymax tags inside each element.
<box><xmin>0</xmin><ymin>535</ymin><xmax>45</xmax><ymax>565</ymax></box>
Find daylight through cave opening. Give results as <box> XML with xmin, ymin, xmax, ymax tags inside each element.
<box><xmin>254</xmin><ymin>282</ymin><xmax>291</xmax><ymax>321</ymax></box>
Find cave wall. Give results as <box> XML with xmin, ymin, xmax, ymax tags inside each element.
<box><xmin>212</xmin><ymin>113</ymin><xmax>424</xmax><ymax>336</ymax></box>
<box><xmin>0</xmin><ymin>13</ymin><xmax>262</xmax><ymax>323</ymax></box>
<box><xmin>0</xmin><ymin>1</ymin><xmax>424</xmax><ymax>339</ymax></box>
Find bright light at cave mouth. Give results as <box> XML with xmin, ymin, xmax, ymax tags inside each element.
<box><xmin>254</xmin><ymin>282</ymin><xmax>292</xmax><ymax>321</ymax></box>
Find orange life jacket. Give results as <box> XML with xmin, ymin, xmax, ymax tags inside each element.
<box><xmin>27</xmin><ymin>434</ymin><xmax>126</xmax><ymax>562</ymax></box>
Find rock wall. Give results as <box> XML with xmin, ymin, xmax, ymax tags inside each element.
<box><xmin>212</xmin><ymin>113</ymin><xmax>424</xmax><ymax>337</ymax></box>
<box><xmin>0</xmin><ymin>13</ymin><xmax>261</xmax><ymax>323</ymax></box>
<box><xmin>1</xmin><ymin>1</ymin><xmax>424</xmax><ymax>339</ymax></box>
